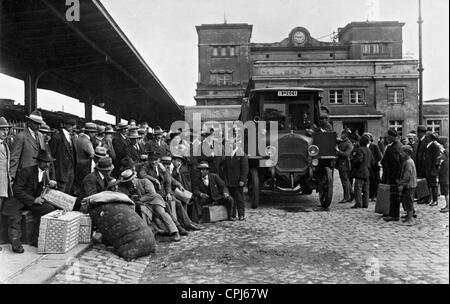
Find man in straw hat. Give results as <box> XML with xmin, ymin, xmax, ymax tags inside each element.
<box><xmin>2</xmin><ymin>150</ymin><xmax>58</xmax><ymax>253</ymax></box>
<box><xmin>80</xmin><ymin>157</ymin><xmax>114</xmax><ymax>199</ymax></box>
<box><xmin>0</xmin><ymin>117</ymin><xmax>13</xmax><ymax>250</ymax></box>
<box><xmin>126</xmin><ymin>129</ymin><xmax>144</xmax><ymax>162</ymax></box>
<box><xmin>117</xmin><ymin>169</ymin><xmax>182</xmax><ymax>242</ymax></box>
<box><xmin>145</xmin><ymin>126</ymin><xmax>170</xmax><ymax>157</ymax></box>
<box><xmin>75</xmin><ymin>122</ymin><xmax>97</xmax><ymax>191</ymax></box>
<box><xmin>9</xmin><ymin>109</ymin><xmax>46</xmax><ymax>180</ymax></box>
<box><xmin>192</xmin><ymin>162</ymin><xmax>236</xmax><ymax>222</ymax></box>
<box><xmin>49</xmin><ymin>116</ymin><xmax>78</xmax><ymax>195</ymax></box>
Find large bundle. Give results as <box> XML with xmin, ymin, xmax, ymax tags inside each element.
<box><xmin>82</xmin><ymin>191</ymin><xmax>156</xmax><ymax>261</ymax></box>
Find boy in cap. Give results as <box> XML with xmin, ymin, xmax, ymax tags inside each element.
<box><xmin>398</xmin><ymin>145</ymin><xmax>417</xmax><ymax>225</ymax></box>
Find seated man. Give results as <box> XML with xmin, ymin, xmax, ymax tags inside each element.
<box><xmin>80</xmin><ymin>157</ymin><xmax>114</xmax><ymax>199</ymax></box>
<box><xmin>2</xmin><ymin>151</ymin><xmax>58</xmax><ymax>253</ymax></box>
<box><xmin>117</xmin><ymin>169</ymin><xmax>182</xmax><ymax>242</ymax></box>
<box><xmin>192</xmin><ymin>162</ymin><xmax>236</xmax><ymax>222</ymax></box>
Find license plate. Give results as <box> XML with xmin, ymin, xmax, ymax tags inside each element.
<box><xmin>278</xmin><ymin>90</ymin><xmax>297</xmax><ymax>97</ymax></box>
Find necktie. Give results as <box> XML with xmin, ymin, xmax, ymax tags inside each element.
<box><xmin>35</xmin><ymin>132</ymin><xmax>41</xmax><ymax>149</ymax></box>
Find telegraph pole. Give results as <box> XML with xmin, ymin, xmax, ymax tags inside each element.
<box><xmin>418</xmin><ymin>0</ymin><xmax>424</xmax><ymax>124</ymax></box>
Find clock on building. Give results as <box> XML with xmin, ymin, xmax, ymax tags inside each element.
<box><xmin>293</xmin><ymin>31</ymin><xmax>306</xmax><ymax>44</ymax></box>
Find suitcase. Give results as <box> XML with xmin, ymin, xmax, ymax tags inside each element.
<box><xmin>202</xmin><ymin>205</ymin><xmax>228</xmax><ymax>223</ymax></box>
<box><xmin>415</xmin><ymin>178</ymin><xmax>430</xmax><ymax>199</ymax></box>
<box><xmin>20</xmin><ymin>211</ymin><xmax>39</xmax><ymax>245</ymax></box>
<box><xmin>375</xmin><ymin>184</ymin><xmax>391</xmax><ymax>215</ymax></box>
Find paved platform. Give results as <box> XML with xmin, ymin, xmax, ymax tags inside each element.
<box><xmin>0</xmin><ymin>243</ymin><xmax>90</xmax><ymax>284</ymax></box>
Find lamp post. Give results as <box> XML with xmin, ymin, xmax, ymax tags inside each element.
<box><xmin>418</xmin><ymin>0</ymin><xmax>424</xmax><ymax>124</ymax></box>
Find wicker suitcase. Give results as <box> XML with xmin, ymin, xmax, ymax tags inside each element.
<box><xmin>38</xmin><ymin>210</ymin><xmax>81</xmax><ymax>254</ymax></box>
<box><xmin>78</xmin><ymin>213</ymin><xmax>92</xmax><ymax>244</ymax></box>
<box><xmin>375</xmin><ymin>184</ymin><xmax>391</xmax><ymax>215</ymax></box>
<box><xmin>202</xmin><ymin>205</ymin><xmax>228</xmax><ymax>223</ymax></box>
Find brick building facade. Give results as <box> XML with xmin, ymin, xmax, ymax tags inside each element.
<box><xmin>186</xmin><ymin>21</ymin><xmax>420</xmax><ymax>140</ymax></box>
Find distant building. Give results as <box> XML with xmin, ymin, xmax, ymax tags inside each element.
<box><xmin>186</xmin><ymin>21</ymin><xmax>421</xmax><ymax>140</ymax></box>
<box><xmin>423</xmin><ymin>98</ymin><xmax>449</xmax><ymax>137</ymax></box>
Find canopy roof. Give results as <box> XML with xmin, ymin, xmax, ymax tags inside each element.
<box><xmin>0</xmin><ymin>0</ymin><xmax>182</xmax><ymax>126</ymax></box>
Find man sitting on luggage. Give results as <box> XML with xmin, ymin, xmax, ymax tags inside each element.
<box><xmin>2</xmin><ymin>150</ymin><xmax>58</xmax><ymax>253</ymax></box>
<box><xmin>192</xmin><ymin>162</ymin><xmax>236</xmax><ymax>222</ymax></box>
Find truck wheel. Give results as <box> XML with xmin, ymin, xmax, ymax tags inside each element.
<box><xmin>318</xmin><ymin>167</ymin><xmax>333</xmax><ymax>208</ymax></box>
<box><xmin>249</xmin><ymin>168</ymin><xmax>260</xmax><ymax>209</ymax></box>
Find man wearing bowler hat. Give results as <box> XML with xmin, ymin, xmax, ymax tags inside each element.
<box><xmin>0</xmin><ymin>117</ymin><xmax>13</xmax><ymax>250</ymax></box>
<box><xmin>381</xmin><ymin>128</ymin><xmax>404</xmax><ymax>221</ymax></box>
<box><xmin>9</xmin><ymin>109</ymin><xmax>46</xmax><ymax>180</ymax></box>
<box><xmin>192</xmin><ymin>162</ymin><xmax>236</xmax><ymax>222</ymax></box>
<box><xmin>49</xmin><ymin>116</ymin><xmax>78</xmax><ymax>194</ymax></box>
<box><xmin>2</xmin><ymin>150</ymin><xmax>58</xmax><ymax>253</ymax></box>
<box><xmin>80</xmin><ymin>157</ymin><xmax>114</xmax><ymax>198</ymax></box>
<box><xmin>75</xmin><ymin>122</ymin><xmax>97</xmax><ymax>191</ymax></box>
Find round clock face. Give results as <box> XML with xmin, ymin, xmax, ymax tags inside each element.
<box><xmin>293</xmin><ymin>31</ymin><xmax>306</xmax><ymax>44</ymax></box>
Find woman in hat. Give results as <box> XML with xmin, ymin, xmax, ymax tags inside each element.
<box><xmin>9</xmin><ymin>109</ymin><xmax>46</xmax><ymax>180</ymax></box>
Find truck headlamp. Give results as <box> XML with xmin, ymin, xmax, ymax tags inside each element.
<box><xmin>308</xmin><ymin>145</ymin><xmax>319</xmax><ymax>157</ymax></box>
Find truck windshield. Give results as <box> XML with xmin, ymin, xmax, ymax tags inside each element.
<box><xmin>262</xmin><ymin>102</ymin><xmax>311</xmax><ymax>131</ymax></box>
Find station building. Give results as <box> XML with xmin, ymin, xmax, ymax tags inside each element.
<box><xmin>186</xmin><ymin>21</ymin><xmax>422</xmax><ymax>140</ymax></box>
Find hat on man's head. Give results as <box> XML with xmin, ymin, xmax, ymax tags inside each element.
<box><xmin>128</xmin><ymin>125</ymin><xmax>139</xmax><ymax>131</ymax></box>
<box><xmin>0</xmin><ymin>117</ymin><xmax>12</xmax><ymax>129</ymax></box>
<box><xmin>402</xmin><ymin>145</ymin><xmax>413</xmax><ymax>154</ymax></box>
<box><xmin>105</xmin><ymin>125</ymin><xmax>116</xmax><ymax>134</ymax></box>
<box><xmin>129</xmin><ymin>120</ymin><xmax>137</xmax><ymax>126</ymax></box>
<box><xmin>107</xmin><ymin>178</ymin><xmax>121</xmax><ymax>189</ymax></box>
<box><xmin>62</xmin><ymin>116</ymin><xmax>77</xmax><ymax>125</ymax></box>
<box><xmin>120</xmin><ymin>156</ymin><xmax>135</xmax><ymax>171</ymax></box>
<box><xmin>160</xmin><ymin>156</ymin><xmax>172</xmax><ymax>163</ymax></box>
<box><xmin>33</xmin><ymin>150</ymin><xmax>55</xmax><ymax>162</ymax></box>
<box><xmin>140</xmin><ymin>122</ymin><xmax>149</xmax><ymax>128</ymax></box>
<box><xmin>359</xmin><ymin>135</ymin><xmax>370</xmax><ymax>146</ymax></box>
<box><xmin>363</xmin><ymin>132</ymin><xmax>373</xmax><ymax>140</ymax></box>
<box><xmin>39</xmin><ymin>124</ymin><xmax>53</xmax><ymax>134</ymax></box>
<box><xmin>140</xmin><ymin>154</ymin><xmax>148</xmax><ymax>161</ymax></box>
<box><xmin>94</xmin><ymin>146</ymin><xmax>108</xmax><ymax>158</ymax></box>
<box><xmin>387</xmin><ymin>128</ymin><xmax>399</xmax><ymax>137</ymax></box>
<box><xmin>116</xmin><ymin>122</ymin><xmax>128</xmax><ymax>130</ymax></box>
<box><xmin>84</xmin><ymin>122</ymin><xmax>97</xmax><ymax>133</ymax></box>
<box><xmin>95</xmin><ymin>157</ymin><xmax>114</xmax><ymax>171</ymax></box>
<box><xmin>197</xmin><ymin>162</ymin><xmax>210</xmax><ymax>170</ymax></box>
<box><xmin>137</xmin><ymin>128</ymin><xmax>146</xmax><ymax>135</ymax></box>
<box><xmin>26</xmin><ymin>110</ymin><xmax>45</xmax><ymax>125</ymax></box>
<box><xmin>97</xmin><ymin>125</ymin><xmax>106</xmax><ymax>134</ymax></box>
<box><xmin>438</xmin><ymin>136</ymin><xmax>448</xmax><ymax>147</ymax></box>
<box><xmin>171</xmin><ymin>154</ymin><xmax>185</xmax><ymax>162</ymax></box>
<box><xmin>154</xmin><ymin>126</ymin><xmax>164</xmax><ymax>135</ymax></box>
<box><xmin>128</xmin><ymin>130</ymin><xmax>140</xmax><ymax>139</ymax></box>
<box><xmin>417</xmin><ymin>125</ymin><xmax>427</xmax><ymax>133</ymax></box>
<box><xmin>120</xmin><ymin>169</ymin><xmax>136</xmax><ymax>183</ymax></box>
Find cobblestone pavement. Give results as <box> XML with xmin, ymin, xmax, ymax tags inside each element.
<box><xmin>50</xmin><ymin>171</ymin><xmax>449</xmax><ymax>284</ymax></box>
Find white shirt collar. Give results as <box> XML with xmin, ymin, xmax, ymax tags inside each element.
<box><xmin>29</xmin><ymin>127</ymin><xmax>36</xmax><ymax>140</ymax></box>
<box><xmin>38</xmin><ymin>167</ymin><xmax>45</xmax><ymax>182</ymax></box>
<box><xmin>98</xmin><ymin>171</ymin><xmax>105</xmax><ymax>180</ymax></box>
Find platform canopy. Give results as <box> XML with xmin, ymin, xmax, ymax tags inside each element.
<box><xmin>0</xmin><ymin>0</ymin><xmax>183</xmax><ymax>127</ymax></box>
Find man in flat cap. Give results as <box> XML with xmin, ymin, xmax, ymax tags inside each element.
<box><xmin>381</xmin><ymin>128</ymin><xmax>404</xmax><ymax>221</ymax></box>
<box><xmin>9</xmin><ymin>110</ymin><xmax>46</xmax><ymax>181</ymax></box>
<box><xmin>397</xmin><ymin>145</ymin><xmax>417</xmax><ymax>225</ymax></box>
<box><xmin>49</xmin><ymin>116</ymin><xmax>78</xmax><ymax>194</ymax></box>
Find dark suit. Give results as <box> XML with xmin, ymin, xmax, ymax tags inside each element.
<box><xmin>144</xmin><ymin>139</ymin><xmax>170</xmax><ymax>157</ymax></box>
<box><xmin>9</xmin><ymin>129</ymin><xmax>45</xmax><ymax>179</ymax></box>
<box><xmin>222</xmin><ymin>154</ymin><xmax>249</xmax><ymax>217</ymax></box>
<box><xmin>424</xmin><ymin>141</ymin><xmax>441</xmax><ymax>202</ymax></box>
<box><xmin>415</xmin><ymin>136</ymin><xmax>430</xmax><ymax>177</ymax></box>
<box><xmin>49</xmin><ymin>129</ymin><xmax>77</xmax><ymax>194</ymax></box>
<box><xmin>351</xmin><ymin>146</ymin><xmax>372</xmax><ymax>208</ymax></box>
<box><xmin>80</xmin><ymin>170</ymin><xmax>111</xmax><ymax>199</ymax></box>
<box><xmin>381</xmin><ymin>140</ymin><xmax>403</xmax><ymax>218</ymax></box>
<box><xmin>126</xmin><ymin>142</ymin><xmax>144</xmax><ymax>162</ymax></box>
<box><xmin>2</xmin><ymin>166</ymin><xmax>56</xmax><ymax>242</ymax></box>
<box><xmin>139</xmin><ymin>163</ymin><xmax>171</xmax><ymax>197</ymax></box>
<box><xmin>192</xmin><ymin>173</ymin><xmax>234</xmax><ymax>221</ymax></box>
<box><xmin>75</xmin><ymin>133</ymin><xmax>95</xmax><ymax>189</ymax></box>
<box><xmin>112</xmin><ymin>133</ymin><xmax>131</xmax><ymax>176</ymax></box>
<box><xmin>369</xmin><ymin>143</ymin><xmax>382</xmax><ymax>199</ymax></box>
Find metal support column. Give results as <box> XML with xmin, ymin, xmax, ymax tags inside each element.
<box><xmin>418</xmin><ymin>0</ymin><xmax>424</xmax><ymax>124</ymax></box>
<box><xmin>24</xmin><ymin>72</ymin><xmax>37</xmax><ymax>115</ymax></box>
<box><xmin>84</xmin><ymin>100</ymin><xmax>93</xmax><ymax>121</ymax></box>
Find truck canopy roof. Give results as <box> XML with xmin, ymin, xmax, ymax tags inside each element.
<box><xmin>250</xmin><ymin>87</ymin><xmax>324</xmax><ymax>93</ymax></box>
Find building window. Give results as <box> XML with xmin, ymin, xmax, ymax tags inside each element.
<box><xmin>212</xmin><ymin>47</ymin><xmax>218</xmax><ymax>57</ymax></box>
<box><xmin>389</xmin><ymin>120</ymin><xmax>404</xmax><ymax>137</ymax></box>
<box><xmin>210</xmin><ymin>72</ymin><xmax>232</xmax><ymax>85</ymax></box>
<box><xmin>388</xmin><ymin>88</ymin><xmax>404</xmax><ymax>104</ymax></box>
<box><xmin>427</xmin><ymin>120</ymin><xmax>441</xmax><ymax>135</ymax></box>
<box><xmin>220</xmin><ymin>47</ymin><xmax>227</xmax><ymax>56</ymax></box>
<box><xmin>362</xmin><ymin>43</ymin><xmax>388</xmax><ymax>54</ymax></box>
<box><xmin>350</xmin><ymin>89</ymin><xmax>365</xmax><ymax>104</ymax></box>
<box><xmin>229</xmin><ymin>46</ymin><xmax>235</xmax><ymax>56</ymax></box>
<box><xmin>329</xmin><ymin>90</ymin><xmax>343</xmax><ymax>104</ymax></box>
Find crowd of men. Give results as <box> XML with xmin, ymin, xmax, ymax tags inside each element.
<box><xmin>335</xmin><ymin>126</ymin><xmax>449</xmax><ymax>225</ymax></box>
<box><xmin>0</xmin><ymin>110</ymin><xmax>249</xmax><ymax>253</ymax></box>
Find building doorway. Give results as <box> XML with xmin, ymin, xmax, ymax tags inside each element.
<box><xmin>343</xmin><ymin>121</ymin><xmax>366</xmax><ymax>138</ymax></box>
